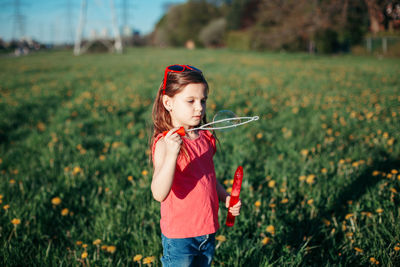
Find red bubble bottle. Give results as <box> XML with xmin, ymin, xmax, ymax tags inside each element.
<box><xmin>226</xmin><ymin>166</ymin><xmax>243</xmax><ymax>227</ymax></box>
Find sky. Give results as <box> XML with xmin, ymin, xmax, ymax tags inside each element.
<box><xmin>0</xmin><ymin>0</ymin><xmax>187</xmax><ymax>44</ymax></box>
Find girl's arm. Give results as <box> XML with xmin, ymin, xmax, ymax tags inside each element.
<box><xmin>216</xmin><ymin>180</ymin><xmax>242</xmax><ymax>216</ymax></box>
<box><xmin>151</xmin><ymin>130</ymin><xmax>182</xmax><ymax>202</ymax></box>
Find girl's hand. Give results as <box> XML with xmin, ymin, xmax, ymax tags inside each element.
<box><xmin>225</xmin><ymin>196</ymin><xmax>242</xmax><ymax>216</ymax></box>
<box><xmin>164</xmin><ymin>127</ymin><xmax>183</xmax><ymax>156</ymax></box>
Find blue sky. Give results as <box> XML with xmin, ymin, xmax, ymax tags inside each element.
<box><xmin>0</xmin><ymin>0</ymin><xmax>186</xmax><ymax>43</ymax></box>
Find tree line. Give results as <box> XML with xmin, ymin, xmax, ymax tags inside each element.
<box><xmin>150</xmin><ymin>0</ymin><xmax>400</xmax><ymax>53</ymax></box>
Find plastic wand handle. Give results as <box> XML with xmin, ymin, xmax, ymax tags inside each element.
<box><xmin>162</xmin><ymin>127</ymin><xmax>186</xmax><ymax>137</ymax></box>
<box><xmin>226</xmin><ymin>166</ymin><xmax>243</xmax><ymax>227</ymax></box>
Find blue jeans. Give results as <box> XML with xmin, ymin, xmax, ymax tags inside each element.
<box><xmin>161</xmin><ymin>233</ymin><xmax>216</xmax><ymax>267</ymax></box>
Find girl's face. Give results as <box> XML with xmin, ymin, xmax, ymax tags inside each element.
<box><xmin>164</xmin><ymin>83</ymin><xmax>207</xmax><ymax>129</ymax></box>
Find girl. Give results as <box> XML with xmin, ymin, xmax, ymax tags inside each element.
<box><xmin>151</xmin><ymin>64</ymin><xmax>242</xmax><ymax>266</ymax></box>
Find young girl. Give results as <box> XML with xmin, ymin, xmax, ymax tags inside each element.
<box><xmin>150</xmin><ymin>65</ymin><xmax>242</xmax><ymax>266</ymax></box>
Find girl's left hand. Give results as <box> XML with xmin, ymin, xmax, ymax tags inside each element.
<box><xmin>225</xmin><ymin>196</ymin><xmax>242</xmax><ymax>216</ymax></box>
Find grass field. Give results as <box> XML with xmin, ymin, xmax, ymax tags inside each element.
<box><xmin>0</xmin><ymin>48</ymin><xmax>399</xmax><ymax>266</ymax></box>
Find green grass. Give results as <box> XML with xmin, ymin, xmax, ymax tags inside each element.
<box><xmin>0</xmin><ymin>48</ymin><xmax>399</xmax><ymax>266</ymax></box>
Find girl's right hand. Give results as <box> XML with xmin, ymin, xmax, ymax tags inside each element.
<box><xmin>163</xmin><ymin>127</ymin><xmax>183</xmax><ymax>156</ymax></box>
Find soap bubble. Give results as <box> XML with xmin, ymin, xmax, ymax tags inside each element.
<box><xmin>212</xmin><ymin>110</ymin><xmax>241</xmax><ymax>131</ymax></box>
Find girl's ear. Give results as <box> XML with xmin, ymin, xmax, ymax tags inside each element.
<box><xmin>162</xmin><ymin>95</ymin><xmax>172</xmax><ymax>112</ymax></box>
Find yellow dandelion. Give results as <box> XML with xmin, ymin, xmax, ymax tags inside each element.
<box><xmin>0</xmin><ymin>194</ymin><xmax>3</xmax><ymax>199</ymax></box>
<box><xmin>261</xmin><ymin>237</ymin><xmax>270</xmax><ymax>245</ymax></box>
<box><xmin>226</xmin><ymin>187</ymin><xmax>232</xmax><ymax>193</ymax></box>
<box><xmin>73</xmin><ymin>166</ymin><xmax>82</xmax><ymax>175</ymax></box>
<box><xmin>254</xmin><ymin>201</ymin><xmax>261</xmax><ymax>208</ymax></box>
<box><xmin>391</xmin><ymin>169</ymin><xmax>398</xmax><ymax>174</ymax></box>
<box><xmin>81</xmin><ymin>251</ymin><xmax>88</xmax><ymax>259</ymax></box>
<box><xmin>268</xmin><ymin>180</ymin><xmax>276</xmax><ymax>188</ymax></box>
<box><xmin>299</xmin><ymin>175</ymin><xmax>306</xmax><ymax>181</ymax></box>
<box><xmin>354</xmin><ymin>247</ymin><xmax>363</xmax><ymax>253</ymax></box>
<box><xmin>300</xmin><ymin>149</ymin><xmax>309</xmax><ymax>157</ymax></box>
<box><xmin>143</xmin><ymin>256</ymin><xmax>155</xmax><ymax>264</ymax></box>
<box><xmin>281</xmin><ymin>198</ymin><xmax>289</xmax><ymax>204</ymax></box>
<box><xmin>345</xmin><ymin>213</ymin><xmax>354</xmax><ymax>220</ymax></box>
<box><xmin>256</xmin><ymin>133</ymin><xmax>263</xmax><ymax>139</ymax></box>
<box><xmin>93</xmin><ymin>239</ymin><xmax>102</xmax><ymax>245</ymax></box>
<box><xmin>372</xmin><ymin>170</ymin><xmax>380</xmax><ymax>176</ymax></box>
<box><xmin>76</xmin><ymin>241</ymin><xmax>83</xmax><ymax>246</ymax></box>
<box><xmin>390</xmin><ymin>188</ymin><xmax>397</xmax><ymax>193</ymax></box>
<box><xmin>101</xmin><ymin>245</ymin><xmax>108</xmax><ymax>251</ymax></box>
<box><xmin>106</xmin><ymin>245</ymin><xmax>116</xmax><ymax>253</ymax></box>
<box><xmin>269</xmin><ymin>203</ymin><xmax>276</xmax><ymax>208</ymax></box>
<box><xmin>321</xmin><ymin>168</ymin><xmax>328</xmax><ymax>174</ymax></box>
<box><xmin>322</xmin><ymin>218</ymin><xmax>331</xmax><ymax>226</ymax></box>
<box><xmin>51</xmin><ymin>197</ymin><xmax>62</xmax><ymax>205</ymax></box>
<box><xmin>370</xmin><ymin>257</ymin><xmax>377</xmax><ymax>264</ymax></box>
<box><xmin>3</xmin><ymin>204</ymin><xmax>9</xmax><ymax>210</ymax></box>
<box><xmin>11</xmin><ymin>218</ymin><xmax>21</xmax><ymax>225</ymax></box>
<box><xmin>307</xmin><ymin>199</ymin><xmax>314</xmax><ymax>205</ymax></box>
<box><xmin>215</xmin><ymin>235</ymin><xmax>226</xmax><ymax>242</ymax></box>
<box><xmin>9</xmin><ymin>179</ymin><xmax>16</xmax><ymax>185</ymax></box>
<box><xmin>82</xmin><ymin>244</ymin><xmax>88</xmax><ymax>248</ymax></box>
<box><xmin>376</xmin><ymin>208</ymin><xmax>383</xmax><ymax>214</ymax></box>
<box><xmin>306</xmin><ymin>174</ymin><xmax>316</xmax><ymax>184</ymax></box>
<box><xmin>128</xmin><ymin>176</ymin><xmax>133</xmax><ymax>181</ymax></box>
<box><xmin>266</xmin><ymin>225</ymin><xmax>275</xmax><ymax>235</ymax></box>
<box><xmin>61</xmin><ymin>208</ymin><xmax>69</xmax><ymax>216</ymax></box>
<box><xmin>142</xmin><ymin>170</ymin><xmax>148</xmax><ymax>176</ymax></box>
<box><xmin>99</xmin><ymin>155</ymin><xmax>106</xmax><ymax>161</ymax></box>
<box><xmin>133</xmin><ymin>254</ymin><xmax>143</xmax><ymax>262</ymax></box>
<box><xmin>394</xmin><ymin>246</ymin><xmax>400</xmax><ymax>251</ymax></box>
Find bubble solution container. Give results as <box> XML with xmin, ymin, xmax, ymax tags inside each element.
<box><xmin>225</xmin><ymin>166</ymin><xmax>243</xmax><ymax>227</ymax></box>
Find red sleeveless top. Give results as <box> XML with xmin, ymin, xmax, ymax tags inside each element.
<box><xmin>152</xmin><ymin>130</ymin><xmax>219</xmax><ymax>238</ymax></box>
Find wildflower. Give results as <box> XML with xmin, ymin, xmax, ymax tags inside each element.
<box><xmin>307</xmin><ymin>199</ymin><xmax>314</xmax><ymax>205</ymax></box>
<box><xmin>372</xmin><ymin>170</ymin><xmax>380</xmax><ymax>176</ymax></box>
<box><xmin>392</xmin><ymin>169</ymin><xmax>398</xmax><ymax>174</ymax></box>
<box><xmin>142</xmin><ymin>170</ymin><xmax>148</xmax><ymax>176</ymax></box>
<box><xmin>306</xmin><ymin>174</ymin><xmax>316</xmax><ymax>184</ymax></box>
<box><xmin>76</xmin><ymin>241</ymin><xmax>83</xmax><ymax>246</ymax></box>
<box><xmin>106</xmin><ymin>245</ymin><xmax>116</xmax><ymax>253</ymax></box>
<box><xmin>268</xmin><ymin>180</ymin><xmax>276</xmax><ymax>188</ymax></box>
<box><xmin>370</xmin><ymin>257</ymin><xmax>377</xmax><ymax>264</ymax></box>
<box><xmin>11</xmin><ymin>218</ymin><xmax>21</xmax><ymax>225</ymax></box>
<box><xmin>133</xmin><ymin>254</ymin><xmax>143</xmax><ymax>262</ymax></box>
<box><xmin>101</xmin><ymin>245</ymin><xmax>108</xmax><ymax>251</ymax></box>
<box><xmin>376</xmin><ymin>208</ymin><xmax>383</xmax><ymax>214</ymax></box>
<box><xmin>390</xmin><ymin>188</ymin><xmax>397</xmax><ymax>193</ymax></box>
<box><xmin>81</xmin><ymin>251</ymin><xmax>88</xmax><ymax>259</ymax></box>
<box><xmin>254</xmin><ymin>201</ymin><xmax>261</xmax><ymax>208</ymax></box>
<box><xmin>128</xmin><ymin>176</ymin><xmax>133</xmax><ymax>181</ymax></box>
<box><xmin>256</xmin><ymin>133</ymin><xmax>263</xmax><ymax>139</ymax></box>
<box><xmin>9</xmin><ymin>179</ymin><xmax>16</xmax><ymax>185</ymax></box>
<box><xmin>281</xmin><ymin>198</ymin><xmax>289</xmax><ymax>204</ymax></box>
<box><xmin>73</xmin><ymin>166</ymin><xmax>82</xmax><ymax>175</ymax></box>
<box><xmin>82</xmin><ymin>244</ymin><xmax>88</xmax><ymax>248</ymax></box>
<box><xmin>354</xmin><ymin>247</ymin><xmax>363</xmax><ymax>253</ymax></box>
<box><xmin>266</xmin><ymin>225</ymin><xmax>275</xmax><ymax>235</ymax></box>
<box><xmin>51</xmin><ymin>197</ymin><xmax>62</xmax><ymax>205</ymax></box>
<box><xmin>143</xmin><ymin>256</ymin><xmax>155</xmax><ymax>264</ymax></box>
<box><xmin>93</xmin><ymin>239</ymin><xmax>101</xmax><ymax>245</ymax></box>
<box><xmin>321</xmin><ymin>168</ymin><xmax>328</xmax><ymax>174</ymax></box>
<box><xmin>345</xmin><ymin>213</ymin><xmax>354</xmax><ymax>220</ymax></box>
<box><xmin>299</xmin><ymin>175</ymin><xmax>306</xmax><ymax>181</ymax></box>
<box><xmin>261</xmin><ymin>237</ymin><xmax>270</xmax><ymax>245</ymax></box>
<box><xmin>322</xmin><ymin>218</ymin><xmax>331</xmax><ymax>226</ymax></box>
<box><xmin>99</xmin><ymin>155</ymin><xmax>106</xmax><ymax>161</ymax></box>
<box><xmin>61</xmin><ymin>208</ymin><xmax>69</xmax><ymax>216</ymax></box>
<box><xmin>215</xmin><ymin>235</ymin><xmax>226</xmax><ymax>242</ymax></box>
<box><xmin>300</xmin><ymin>149</ymin><xmax>308</xmax><ymax>157</ymax></box>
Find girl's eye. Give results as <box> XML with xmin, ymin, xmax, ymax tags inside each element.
<box><xmin>187</xmin><ymin>100</ymin><xmax>194</xmax><ymax>103</ymax></box>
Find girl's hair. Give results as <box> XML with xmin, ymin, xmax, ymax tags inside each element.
<box><xmin>150</xmin><ymin>68</ymin><xmax>209</xmax><ymax>162</ymax></box>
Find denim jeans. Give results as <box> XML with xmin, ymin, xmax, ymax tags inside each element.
<box><xmin>161</xmin><ymin>233</ymin><xmax>216</xmax><ymax>267</ymax></box>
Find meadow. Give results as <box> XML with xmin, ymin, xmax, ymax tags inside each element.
<box><xmin>0</xmin><ymin>48</ymin><xmax>399</xmax><ymax>266</ymax></box>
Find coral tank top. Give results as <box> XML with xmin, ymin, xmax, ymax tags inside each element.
<box><xmin>152</xmin><ymin>130</ymin><xmax>219</xmax><ymax>238</ymax></box>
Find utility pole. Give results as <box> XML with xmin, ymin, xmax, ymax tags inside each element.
<box><xmin>11</xmin><ymin>0</ymin><xmax>26</xmax><ymax>40</ymax></box>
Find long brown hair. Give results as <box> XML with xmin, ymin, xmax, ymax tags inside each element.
<box><xmin>150</xmin><ymin>68</ymin><xmax>209</xmax><ymax>162</ymax></box>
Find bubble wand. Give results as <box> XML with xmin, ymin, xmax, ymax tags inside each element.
<box><xmin>162</xmin><ymin>111</ymin><xmax>259</xmax><ymax>137</ymax></box>
<box><xmin>226</xmin><ymin>166</ymin><xmax>243</xmax><ymax>227</ymax></box>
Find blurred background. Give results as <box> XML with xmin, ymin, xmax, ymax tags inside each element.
<box><xmin>1</xmin><ymin>0</ymin><xmax>400</xmax><ymax>56</ymax></box>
